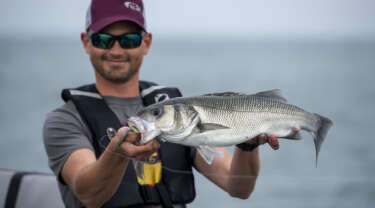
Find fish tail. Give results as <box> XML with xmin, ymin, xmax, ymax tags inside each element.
<box><xmin>312</xmin><ymin>113</ymin><xmax>333</xmax><ymax>167</ymax></box>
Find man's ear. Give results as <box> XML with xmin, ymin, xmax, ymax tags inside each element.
<box><xmin>142</xmin><ymin>32</ymin><xmax>152</xmax><ymax>55</ymax></box>
<box><xmin>81</xmin><ymin>32</ymin><xmax>90</xmax><ymax>54</ymax></box>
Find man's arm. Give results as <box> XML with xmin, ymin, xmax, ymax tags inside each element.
<box><xmin>61</xmin><ymin>127</ymin><xmax>159</xmax><ymax>208</ymax></box>
<box><xmin>194</xmin><ymin>134</ymin><xmax>279</xmax><ymax>199</ymax></box>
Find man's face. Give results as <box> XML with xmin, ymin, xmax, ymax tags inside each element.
<box><xmin>82</xmin><ymin>21</ymin><xmax>151</xmax><ymax>83</ymax></box>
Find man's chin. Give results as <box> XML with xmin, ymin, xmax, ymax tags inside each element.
<box><xmin>95</xmin><ymin>64</ymin><xmax>139</xmax><ymax>83</ymax></box>
<box><xmin>104</xmin><ymin>71</ymin><xmax>138</xmax><ymax>83</ymax></box>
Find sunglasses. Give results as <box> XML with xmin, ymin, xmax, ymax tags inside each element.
<box><xmin>90</xmin><ymin>32</ymin><xmax>144</xmax><ymax>49</ymax></box>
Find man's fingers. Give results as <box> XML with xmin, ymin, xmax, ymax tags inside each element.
<box><xmin>120</xmin><ymin>139</ymin><xmax>159</xmax><ymax>158</ymax></box>
<box><xmin>137</xmin><ymin>140</ymin><xmax>160</xmax><ymax>154</ymax></box>
<box><xmin>125</xmin><ymin>131</ymin><xmax>141</xmax><ymax>144</ymax></box>
<box><xmin>254</xmin><ymin>133</ymin><xmax>280</xmax><ymax>150</ymax></box>
<box><xmin>293</xmin><ymin>126</ymin><xmax>301</xmax><ymax>132</ymax></box>
<box><xmin>257</xmin><ymin>134</ymin><xmax>268</xmax><ymax>145</ymax></box>
<box><xmin>150</xmin><ymin>139</ymin><xmax>160</xmax><ymax>150</ymax></box>
<box><xmin>116</xmin><ymin>127</ymin><xmax>141</xmax><ymax>144</ymax></box>
<box><xmin>267</xmin><ymin>134</ymin><xmax>279</xmax><ymax>150</ymax></box>
<box><xmin>110</xmin><ymin>128</ymin><xmax>160</xmax><ymax>160</ymax></box>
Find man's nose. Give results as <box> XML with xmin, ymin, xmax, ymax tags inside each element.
<box><xmin>109</xmin><ymin>40</ymin><xmax>123</xmax><ymax>54</ymax></box>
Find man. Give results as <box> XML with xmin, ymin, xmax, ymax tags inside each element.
<box><xmin>43</xmin><ymin>0</ymin><xmax>280</xmax><ymax>207</ymax></box>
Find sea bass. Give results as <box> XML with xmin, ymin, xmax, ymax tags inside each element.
<box><xmin>128</xmin><ymin>90</ymin><xmax>333</xmax><ymax>164</ymax></box>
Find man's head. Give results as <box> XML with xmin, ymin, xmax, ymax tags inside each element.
<box><xmin>81</xmin><ymin>0</ymin><xmax>151</xmax><ymax>84</ymax></box>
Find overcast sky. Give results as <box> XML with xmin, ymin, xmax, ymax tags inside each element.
<box><xmin>1</xmin><ymin>0</ymin><xmax>374</xmax><ymax>39</ymax></box>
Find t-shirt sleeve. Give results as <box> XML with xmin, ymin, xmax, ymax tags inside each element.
<box><xmin>43</xmin><ymin>101</ymin><xmax>94</xmax><ymax>183</ymax></box>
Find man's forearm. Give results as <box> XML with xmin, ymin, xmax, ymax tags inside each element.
<box><xmin>227</xmin><ymin>147</ymin><xmax>261</xmax><ymax>199</ymax></box>
<box><xmin>73</xmin><ymin>141</ymin><xmax>130</xmax><ymax>207</ymax></box>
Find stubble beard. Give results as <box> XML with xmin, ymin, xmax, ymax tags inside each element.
<box><xmin>95</xmin><ymin>64</ymin><xmax>139</xmax><ymax>84</ymax></box>
<box><xmin>93</xmin><ymin>55</ymin><xmax>141</xmax><ymax>84</ymax></box>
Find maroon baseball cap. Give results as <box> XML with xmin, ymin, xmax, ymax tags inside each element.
<box><xmin>85</xmin><ymin>0</ymin><xmax>146</xmax><ymax>32</ymax></box>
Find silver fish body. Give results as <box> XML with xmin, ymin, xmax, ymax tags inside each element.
<box><xmin>129</xmin><ymin>90</ymin><xmax>333</xmax><ymax>164</ymax></box>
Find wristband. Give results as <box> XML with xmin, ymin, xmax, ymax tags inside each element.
<box><xmin>236</xmin><ymin>142</ymin><xmax>258</xmax><ymax>152</ymax></box>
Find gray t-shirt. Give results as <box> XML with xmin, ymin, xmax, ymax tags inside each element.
<box><xmin>43</xmin><ymin>96</ymin><xmax>144</xmax><ymax>208</ymax></box>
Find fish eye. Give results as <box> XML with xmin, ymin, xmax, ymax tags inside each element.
<box><xmin>151</xmin><ymin>108</ymin><xmax>162</xmax><ymax>117</ymax></box>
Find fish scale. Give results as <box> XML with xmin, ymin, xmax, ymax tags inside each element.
<box><xmin>185</xmin><ymin>96</ymin><xmax>308</xmax><ymax>127</ymax></box>
<box><xmin>185</xmin><ymin>96</ymin><xmax>303</xmax><ymax>114</ymax></box>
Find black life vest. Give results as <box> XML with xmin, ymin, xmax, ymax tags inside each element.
<box><xmin>61</xmin><ymin>81</ymin><xmax>196</xmax><ymax>208</ymax></box>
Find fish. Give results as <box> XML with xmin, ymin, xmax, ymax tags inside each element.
<box><xmin>128</xmin><ymin>89</ymin><xmax>333</xmax><ymax>165</ymax></box>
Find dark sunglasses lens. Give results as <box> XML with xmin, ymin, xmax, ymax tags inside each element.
<box><xmin>91</xmin><ymin>34</ymin><xmax>114</xmax><ymax>49</ymax></box>
<box><xmin>119</xmin><ymin>34</ymin><xmax>142</xmax><ymax>49</ymax></box>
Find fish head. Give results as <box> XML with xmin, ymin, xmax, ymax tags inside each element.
<box><xmin>135</xmin><ymin>103</ymin><xmax>200</xmax><ymax>143</ymax></box>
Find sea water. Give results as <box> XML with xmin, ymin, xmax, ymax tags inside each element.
<box><xmin>0</xmin><ymin>35</ymin><xmax>374</xmax><ymax>208</ymax></box>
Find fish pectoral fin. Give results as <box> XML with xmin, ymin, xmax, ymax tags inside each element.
<box><xmin>156</xmin><ymin>136</ymin><xmax>167</xmax><ymax>143</ymax></box>
<box><xmin>197</xmin><ymin>146</ymin><xmax>224</xmax><ymax>165</ymax></box>
<box><xmin>279</xmin><ymin>131</ymin><xmax>303</xmax><ymax>140</ymax></box>
<box><xmin>198</xmin><ymin>123</ymin><xmax>230</xmax><ymax>132</ymax></box>
<box><xmin>253</xmin><ymin>89</ymin><xmax>287</xmax><ymax>103</ymax></box>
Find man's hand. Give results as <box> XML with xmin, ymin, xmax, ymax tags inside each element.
<box><xmin>110</xmin><ymin>127</ymin><xmax>160</xmax><ymax>161</ymax></box>
<box><xmin>253</xmin><ymin>128</ymin><xmax>301</xmax><ymax>150</ymax></box>
<box><xmin>256</xmin><ymin>134</ymin><xmax>280</xmax><ymax>150</ymax></box>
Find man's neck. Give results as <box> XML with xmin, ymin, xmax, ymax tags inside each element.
<box><xmin>95</xmin><ymin>74</ymin><xmax>140</xmax><ymax>98</ymax></box>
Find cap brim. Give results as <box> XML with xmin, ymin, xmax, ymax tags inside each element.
<box><xmin>90</xmin><ymin>16</ymin><xmax>146</xmax><ymax>32</ymax></box>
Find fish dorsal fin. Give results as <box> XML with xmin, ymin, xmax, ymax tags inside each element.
<box><xmin>201</xmin><ymin>90</ymin><xmax>287</xmax><ymax>102</ymax></box>
<box><xmin>198</xmin><ymin>123</ymin><xmax>230</xmax><ymax>133</ymax></box>
<box><xmin>202</xmin><ymin>92</ymin><xmax>246</xmax><ymax>97</ymax></box>
<box><xmin>254</xmin><ymin>89</ymin><xmax>287</xmax><ymax>103</ymax></box>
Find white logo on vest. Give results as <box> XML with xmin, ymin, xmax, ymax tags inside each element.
<box><xmin>154</xmin><ymin>93</ymin><xmax>170</xmax><ymax>103</ymax></box>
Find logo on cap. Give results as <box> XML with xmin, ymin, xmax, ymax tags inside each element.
<box><xmin>154</xmin><ymin>93</ymin><xmax>170</xmax><ymax>103</ymax></box>
<box><xmin>124</xmin><ymin>1</ymin><xmax>142</xmax><ymax>12</ymax></box>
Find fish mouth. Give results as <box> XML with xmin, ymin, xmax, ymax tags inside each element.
<box><xmin>127</xmin><ymin>117</ymin><xmax>161</xmax><ymax>144</ymax></box>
